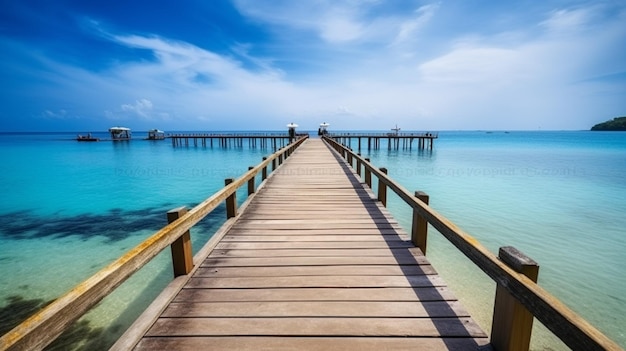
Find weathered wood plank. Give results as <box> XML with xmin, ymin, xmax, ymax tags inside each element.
<box><xmin>135</xmin><ymin>336</ymin><xmax>491</xmax><ymax>351</ymax></box>
<box><xmin>214</xmin><ymin>240</ymin><xmax>414</xmax><ymax>249</ymax></box>
<box><xmin>224</xmin><ymin>228</ymin><xmax>408</xmax><ymax>235</ymax></box>
<box><xmin>208</xmin><ymin>248</ymin><xmax>424</xmax><ymax>258</ymax></box>
<box><xmin>146</xmin><ymin>317</ymin><xmax>486</xmax><ymax>338</ymax></box>
<box><xmin>173</xmin><ymin>287</ymin><xmax>458</xmax><ymax>302</ymax></box>
<box><xmin>161</xmin><ymin>301</ymin><xmax>470</xmax><ymax>318</ymax></box>
<box><xmin>220</xmin><ymin>234</ymin><xmax>408</xmax><ymax>242</ymax></box>
<box><xmin>193</xmin><ymin>264</ymin><xmax>437</xmax><ymax>277</ymax></box>
<box><xmin>184</xmin><ymin>275</ymin><xmax>446</xmax><ymax>288</ymax></box>
<box><xmin>200</xmin><ymin>255</ymin><xmax>431</xmax><ymax>267</ymax></box>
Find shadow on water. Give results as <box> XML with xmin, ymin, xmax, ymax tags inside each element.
<box><xmin>0</xmin><ymin>204</ymin><xmax>228</xmax><ymax>349</ymax></box>
<box><xmin>0</xmin><ymin>203</ymin><xmax>227</xmax><ymax>243</ymax></box>
<box><xmin>0</xmin><ymin>295</ymin><xmax>111</xmax><ymax>351</ymax></box>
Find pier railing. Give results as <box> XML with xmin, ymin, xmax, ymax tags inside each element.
<box><xmin>327</xmin><ymin>131</ymin><xmax>438</xmax><ymax>137</ymax></box>
<box><xmin>323</xmin><ymin>136</ymin><xmax>622</xmax><ymax>351</ymax></box>
<box><xmin>0</xmin><ymin>136</ymin><xmax>308</xmax><ymax>351</ymax></box>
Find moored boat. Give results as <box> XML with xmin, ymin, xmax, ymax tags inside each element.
<box><xmin>146</xmin><ymin>129</ymin><xmax>165</xmax><ymax>140</ymax></box>
<box><xmin>76</xmin><ymin>133</ymin><xmax>99</xmax><ymax>142</ymax></box>
<box><xmin>109</xmin><ymin>127</ymin><xmax>131</xmax><ymax>141</ymax></box>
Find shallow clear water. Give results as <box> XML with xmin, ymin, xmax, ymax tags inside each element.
<box><xmin>353</xmin><ymin>131</ymin><xmax>626</xmax><ymax>350</ymax></box>
<box><xmin>1</xmin><ymin>131</ymin><xmax>624</xmax><ymax>350</ymax></box>
<box><xmin>0</xmin><ymin>131</ymin><xmax>285</xmax><ymax>348</ymax></box>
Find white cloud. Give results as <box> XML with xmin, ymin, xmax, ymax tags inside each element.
<box><xmin>232</xmin><ymin>0</ymin><xmax>438</xmax><ymax>45</ymax></box>
<box><xmin>7</xmin><ymin>1</ymin><xmax>623</xmax><ymax>131</ymax></box>
<box><xmin>121</xmin><ymin>99</ymin><xmax>153</xmax><ymax>118</ymax></box>
<box><xmin>319</xmin><ymin>13</ymin><xmax>363</xmax><ymax>43</ymax></box>
<box><xmin>393</xmin><ymin>3</ymin><xmax>439</xmax><ymax>45</ymax></box>
<box><xmin>540</xmin><ymin>8</ymin><xmax>594</xmax><ymax>34</ymax></box>
<box><xmin>42</xmin><ymin>109</ymin><xmax>70</xmax><ymax>120</ymax></box>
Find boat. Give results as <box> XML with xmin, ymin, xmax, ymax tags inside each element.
<box><xmin>109</xmin><ymin>127</ymin><xmax>131</xmax><ymax>141</ymax></box>
<box><xmin>76</xmin><ymin>133</ymin><xmax>99</xmax><ymax>142</ymax></box>
<box><xmin>146</xmin><ymin>129</ymin><xmax>165</xmax><ymax>140</ymax></box>
<box><xmin>388</xmin><ymin>124</ymin><xmax>401</xmax><ymax>136</ymax></box>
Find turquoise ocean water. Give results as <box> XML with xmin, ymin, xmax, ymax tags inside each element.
<box><xmin>0</xmin><ymin>130</ymin><xmax>624</xmax><ymax>350</ymax></box>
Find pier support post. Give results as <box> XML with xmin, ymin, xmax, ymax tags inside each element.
<box><xmin>411</xmin><ymin>191</ymin><xmax>430</xmax><ymax>254</ymax></box>
<box><xmin>248</xmin><ymin>166</ymin><xmax>255</xmax><ymax>195</ymax></box>
<box><xmin>491</xmin><ymin>246</ymin><xmax>539</xmax><ymax>351</ymax></box>
<box><xmin>262</xmin><ymin>157</ymin><xmax>268</xmax><ymax>180</ymax></box>
<box><xmin>364</xmin><ymin>158</ymin><xmax>372</xmax><ymax>188</ymax></box>
<box><xmin>225</xmin><ymin>178</ymin><xmax>237</xmax><ymax>218</ymax></box>
<box><xmin>377</xmin><ymin>167</ymin><xmax>388</xmax><ymax>206</ymax></box>
<box><xmin>167</xmin><ymin>207</ymin><xmax>194</xmax><ymax>277</ymax></box>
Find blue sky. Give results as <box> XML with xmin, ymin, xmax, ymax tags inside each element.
<box><xmin>1</xmin><ymin>0</ymin><xmax>625</xmax><ymax>132</ymax></box>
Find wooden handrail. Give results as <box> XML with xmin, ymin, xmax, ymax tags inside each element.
<box><xmin>323</xmin><ymin>136</ymin><xmax>622</xmax><ymax>351</ymax></box>
<box><xmin>0</xmin><ymin>136</ymin><xmax>308</xmax><ymax>351</ymax></box>
<box><xmin>327</xmin><ymin>132</ymin><xmax>439</xmax><ymax>137</ymax></box>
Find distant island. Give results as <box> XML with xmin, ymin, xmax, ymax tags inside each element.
<box><xmin>591</xmin><ymin>116</ymin><xmax>626</xmax><ymax>131</ymax></box>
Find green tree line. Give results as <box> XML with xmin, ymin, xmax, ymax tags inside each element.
<box><xmin>591</xmin><ymin>116</ymin><xmax>626</xmax><ymax>131</ymax></box>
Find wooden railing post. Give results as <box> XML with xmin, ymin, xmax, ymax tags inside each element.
<box><xmin>364</xmin><ymin>158</ymin><xmax>372</xmax><ymax>188</ymax></box>
<box><xmin>491</xmin><ymin>246</ymin><xmax>539</xmax><ymax>351</ymax></box>
<box><xmin>248</xmin><ymin>166</ymin><xmax>255</xmax><ymax>195</ymax></box>
<box><xmin>262</xmin><ymin>157</ymin><xmax>268</xmax><ymax>180</ymax></box>
<box><xmin>347</xmin><ymin>150</ymin><xmax>353</xmax><ymax>167</ymax></box>
<box><xmin>377</xmin><ymin>167</ymin><xmax>388</xmax><ymax>206</ymax></box>
<box><xmin>272</xmin><ymin>157</ymin><xmax>277</xmax><ymax>172</ymax></box>
<box><xmin>225</xmin><ymin>178</ymin><xmax>237</xmax><ymax>218</ymax></box>
<box><xmin>356</xmin><ymin>153</ymin><xmax>362</xmax><ymax>177</ymax></box>
<box><xmin>278</xmin><ymin>148</ymin><xmax>283</xmax><ymax>165</ymax></box>
<box><xmin>411</xmin><ymin>191</ymin><xmax>430</xmax><ymax>254</ymax></box>
<box><xmin>167</xmin><ymin>207</ymin><xmax>193</xmax><ymax>276</ymax></box>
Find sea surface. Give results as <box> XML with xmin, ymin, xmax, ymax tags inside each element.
<box><xmin>0</xmin><ymin>130</ymin><xmax>624</xmax><ymax>350</ymax></box>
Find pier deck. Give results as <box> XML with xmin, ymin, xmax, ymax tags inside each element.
<box><xmin>131</xmin><ymin>139</ymin><xmax>488</xmax><ymax>350</ymax></box>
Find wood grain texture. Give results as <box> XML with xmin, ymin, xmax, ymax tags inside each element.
<box><xmin>133</xmin><ymin>139</ymin><xmax>489</xmax><ymax>350</ymax></box>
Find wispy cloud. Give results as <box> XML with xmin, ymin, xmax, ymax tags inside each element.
<box><xmin>1</xmin><ymin>0</ymin><xmax>624</xmax><ymax>131</ymax></box>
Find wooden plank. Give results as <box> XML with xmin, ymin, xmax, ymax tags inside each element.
<box><xmin>193</xmin><ymin>265</ymin><xmax>437</xmax><ymax>277</ymax></box>
<box><xmin>173</xmin><ymin>287</ymin><xmax>458</xmax><ymax>302</ymax></box>
<box><xmin>200</xmin><ymin>256</ymin><xmax>431</xmax><ymax>267</ymax></box>
<box><xmin>184</xmin><ymin>275</ymin><xmax>446</xmax><ymax>288</ymax></box>
<box><xmin>230</xmin><ymin>223</ymin><xmax>402</xmax><ymax>230</ymax></box>
<box><xmin>214</xmin><ymin>241</ymin><xmax>414</xmax><ymax>249</ymax></box>
<box><xmin>161</xmin><ymin>301</ymin><xmax>470</xmax><ymax>318</ymax></box>
<box><xmin>208</xmin><ymin>248</ymin><xmax>424</xmax><ymax>258</ymax></box>
<box><xmin>135</xmin><ymin>336</ymin><xmax>492</xmax><ymax>351</ymax></box>
<box><xmin>224</xmin><ymin>228</ymin><xmax>408</xmax><ymax>235</ymax></box>
<box><xmin>220</xmin><ymin>235</ymin><xmax>409</xmax><ymax>242</ymax></box>
<box><xmin>145</xmin><ymin>317</ymin><xmax>486</xmax><ymax>338</ymax></box>
<box><xmin>232</xmin><ymin>218</ymin><xmax>401</xmax><ymax>225</ymax></box>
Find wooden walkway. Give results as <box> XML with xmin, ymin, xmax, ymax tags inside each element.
<box><xmin>133</xmin><ymin>139</ymin><xmax>489</xmax><ymax>350</ymax></box>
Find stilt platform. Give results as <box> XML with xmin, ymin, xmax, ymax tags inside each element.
<box><xmin>328</xmin><ymin>132</ymin><xmax>438</xmax><ymax>151</ymax></box>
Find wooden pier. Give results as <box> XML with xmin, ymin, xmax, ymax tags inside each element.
<box><xmin>2</xmin><ymin>137</ymin><xmax>623</xmax><ymax>351</ymax></box>
<box><xmin>122</xmin><ymin>138</ymin><xmax>488</xmax><ymax>350</ymax></box>
<box><xmin>169</xmin><ymin>133</ymin><xmax>298</xmax><ymax>149</ymax></box>
<box><xmin>328</xmin><ymin>132</ymin><xmax>438</xmax><ymax>151</ymax></box>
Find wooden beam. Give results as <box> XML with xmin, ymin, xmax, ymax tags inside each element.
<box><xmin>167</xmin><ymin>207</ymin><xmax>194</xmax><ymax>277</ymax></box>
<box><xmin>491</xmin><ymin>246</ymin><xmax>539</xmax><ymax>351</ymax></box>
